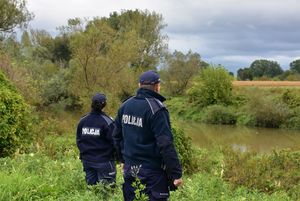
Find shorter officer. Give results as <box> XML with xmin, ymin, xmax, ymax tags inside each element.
<box><xmin>76</xmin><ymin>93</ymin><xmax>116</xmax><ymax>186</ymax></box>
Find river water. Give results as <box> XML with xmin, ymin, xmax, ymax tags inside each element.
<box><xmin>181</xmin><ymin>121</ymin><xmax>300</xmax><ymax>152</ymax></box>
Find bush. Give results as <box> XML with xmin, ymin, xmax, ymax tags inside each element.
<box><xmin>245</xmin><ymin>94</ymin><xmax>289</xmax><ymax>128</ymax></box>
<box><xmin>201</xmin><ymin>105</ymin><xmax>236</xmax><ymax>124</ymax></box>
<box><xmin>42</xmin><ymin>69</ymin><xmax>82</xmax><ymax>111</ymax></box>
<box><xmin>236</xmin><ymin>113</ymin><xmax>256</xmax><ymax>127</ymax></box>
<box><xmin>281</xmin><ymin>115</ymin><xmax>300</xmax><ymax>130</ymax></box>
<box><xmin>171</xmin><ymin>123</ymin><xmax>200</xmax><ymax>174</ymax></box>
<box><xmin>222</xmin><ymin>148</ymin><xmax>300</xmax><ymax>200</ymax></box>
<box><xmin>187</xmin><ymin>66</ymin><xmax>233</xmax><ymax>107</ymax></box>
<box><xmin>281</xmin><ymin>89</ymin><xmax>300</xmax><ymax>108</ymax></box>
<box><xmin>0</xmin><ymin>71</ymin><xmax>34</xmax><ymax>157</ymax></box>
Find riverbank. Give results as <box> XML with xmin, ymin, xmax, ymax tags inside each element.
<box><xmin>0</xmin><ymin>134</ymin><xmax>298</xmax><ymax>200</ymax></box>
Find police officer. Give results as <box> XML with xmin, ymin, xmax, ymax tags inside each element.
<box><xmin>113</xmin><ymin>70</ymin><xmax>183</xmax><ymax>201</ymax></box>
<box><xmin>76</xmin><ymin>93</ymin><xmax>116</xmax><ymax>186</ymax></box>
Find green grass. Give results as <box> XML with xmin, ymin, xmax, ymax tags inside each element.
<box><xmin>0</xmin><ymin>134</ymin><xmax>295</xmax><ymax>201</ymax></box>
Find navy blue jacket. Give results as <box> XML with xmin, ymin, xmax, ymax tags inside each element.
<box><xmin>113</xmin><ymin>88</ymin><xmax>182</xmax><ymax>180</ymax></box>
<box><xmin>76</xmin><ymin>111</ymin><xmax>115</xmax><ymax>163</ymax></box>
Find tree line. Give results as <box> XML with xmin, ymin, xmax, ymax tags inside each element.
<box><xmin>237</xmin><ymin>59</ymin><xmax>300</xmax><ymax>81</ymax></box>
<box><xmin>0</xmin><ymin>0</ymin><xmax>210</xmax><ymax>114</ymax></box>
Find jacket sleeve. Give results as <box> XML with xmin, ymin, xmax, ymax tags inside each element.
<box><xmin>76</xmin><ymin>121</ymin><xmax>82</xmax><ymax>150</ymax></box>
<box><xmin>112</xmin><ymin>111</ymin><xmax>124</xmax><ymax>163</ymax></box>
<box><xmin>151</xmin><ymin>109</ymin><xmax>182</xmax><ymax>181</ymax></box>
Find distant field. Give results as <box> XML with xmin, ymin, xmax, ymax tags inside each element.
<box><xmin>233</xmin><ymin>81</ymin><xmax>300</xmax><ymax>87</ymax></box>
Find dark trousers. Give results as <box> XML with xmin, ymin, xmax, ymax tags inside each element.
<box><xmin>122</xmin><ymin>165</ymin><xmax>170</xmax><ymax>201</ymax></box>
<box><xmin>82</xmin><ymin>160</ymin><xmax>116</xmax><ymax>185</ymax></box>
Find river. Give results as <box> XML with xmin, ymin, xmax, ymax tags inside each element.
<box><xmin>181</xmin><ymin>121</ymin><xmax>300</xmax><ymax>152</ymax></box>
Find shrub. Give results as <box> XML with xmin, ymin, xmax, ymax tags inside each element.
<box><xmin>222</xmin><ymin>148</ymin><xmax>300</xmax><ymax>200</ymax></box>
<box><xmin>42</xmin><ymin>70</ymin><xmax>82</xmax><ymax>111</ymax></box>
<box><xmin>245</xmin><ymin>94</ymin><xmax>289</xmax><ymax>128</ymax></box>
<box><xmin>0</xmin><ymin>71</ymin><xmax>34</xmax><ymax>157</ymax></box>
<box><xmin>201</xmin><ymin>105</ymin><xmax>236</xmax><ymax>124</ymax></box>
<box><xmin>171</xmin><ymin>122</ymin><xmax>200</xmax><ymax>174</ymax></box>
<box><xmin>281</xmin><ymin>115</ymin><xmax>300</xmax><ymax>130</ymax></box>
<box><xmin>187</xmin><ymin>66</ymin><xmax>233</xmax><ymax>107</ymax></box>
<box><xmin>281</xmin><ymin>89</ymin><xmax>300</xmax><ymax>108</ymax></box>
<box><xmin>236</xmin><ymin>113</ymin><xmax>256</xmax><ymax>127</ymax></box>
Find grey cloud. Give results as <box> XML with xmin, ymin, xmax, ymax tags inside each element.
<box><xmin>26</xmin><ymin>0</ymin><xmax>300</xmax><ymax>73</ymax></box>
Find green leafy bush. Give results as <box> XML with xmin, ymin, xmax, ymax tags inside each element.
<box><xmin>171</xmin><ymin>123</ymin><xmax>200</xmax><ymax>174</ymax></box>
<box><xmin>187</xmin><ymin>66</ymin><xmax>233</xmax><ymax>107</ymax></box>
<box><xmin>202</xmin><ymin>105</ymin><xmax>236</xmax><ymax>125</ymax></box>
<box><xmin>0</xmin><ymin>71</ymin><xmax>34</xmax><ymax>157</ymax></box>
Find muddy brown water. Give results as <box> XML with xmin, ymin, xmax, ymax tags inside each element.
<box><xmin>181</xmin><ymin>121</ymin><xmax>300</xmax><ymax>152</ymax></box>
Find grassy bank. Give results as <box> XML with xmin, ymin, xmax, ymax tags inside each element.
<box><xmin>0</xmin><ymin>134</ymin><xmax>298</xmax><ymax>201</ymax></box>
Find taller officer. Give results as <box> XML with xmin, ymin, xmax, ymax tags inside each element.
<box><xmin>76</xmin><ymin>93</ymin><xmax>116</xmax><ymax>186</ymax></box>
<box><xmin>113</xmin><ymin>70</ymin><xmax>183</xmax><ymax>201</ymax></box>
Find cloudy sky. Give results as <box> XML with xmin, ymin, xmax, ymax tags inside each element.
<box><xmin>26</xmin><ymin>0</ymin><xmax>300</xmax><ymax>73</ymax></box>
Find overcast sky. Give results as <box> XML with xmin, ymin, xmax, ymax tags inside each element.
<box><xmin>26</xmin><ymin>0</ymin><xmax>300</xmax><ymax>73</ymax></box>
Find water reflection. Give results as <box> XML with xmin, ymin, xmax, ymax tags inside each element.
<box><xmin>180</xmin><ymin>121</ymin><xmax>300</xmax><ymax>152</ymax></box>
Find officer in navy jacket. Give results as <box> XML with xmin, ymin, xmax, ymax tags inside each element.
<box><xmin>113</xmin><ymin>70</ymin><xmax>183</xmax><ymax>201</ymax></box>
<box><xmin>76</xmin><ymin>93</ymin><xmax>116</xmax><ymax>185</ymax></box>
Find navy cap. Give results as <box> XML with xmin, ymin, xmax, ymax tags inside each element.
<box><xmin>139</xmin><ymin>70</ymin><xmax>160</xmax><ymax>85</ymax></box>
<box><xmin>92</xmin><ymin>93</ymin><xmax>106</xmax><ymax>103</ymax></box>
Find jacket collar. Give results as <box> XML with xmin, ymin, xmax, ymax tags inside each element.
<box><xmin>136</xmin><ymin>88</ymin><xmax>166</xmax><ymax>102</ymax></box>
<box><xmin>90</xmin><ymin>111</ymin><xmax>104</xmax><ymax>115</ymax></box>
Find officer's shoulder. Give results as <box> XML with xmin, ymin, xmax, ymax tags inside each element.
<box><xmin>79</xmin><ymin>113</ymin><xmax>89</xmax><ymax>121</ymax></box>
<box><xmin>100</xmin><ymin>113</ymin><xmax>114</xmax><ymax>125</ymax></box>
<box><xmin>145</xmin><ymin>98</ymin><xmax>166</xmax><ymax>115</ymax></box>
<box><xmin>120</xmin><ymin>96</ymin><xmax>134</xmax><ymax>107</ymax></box>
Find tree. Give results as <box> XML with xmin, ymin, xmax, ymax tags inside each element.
<box><xmin>69</xmin><ymin>18</ymin><xmax>141</xmax><ymax>108</ymax></box>
<box><xmin>161</xmin><ymin>50</ymin><xmax>206</xmax><ymax>96</ymax></box>
<box><xmin>0</xmin><ymin>0</ymin><xmax>33</xmax><ymax>32</ymax></box>
<box><xmin>290</xmin><ymin>59</ymin><xmax>300</xmax><ymax>73</ymax></box>
<box><xmin>237</xmin><ymin>67</ymin><xmax>253</xmax><ymax>80</ymax></box>
<box><xmin>249</xmin><ymin>59</ymin><xmax>283</xmax><ymax>78</ymax></box>
<box><xmin>30</xmin><ymin>29</ymin><xmax>54</xmax><ymax>62</ymax></box>
<box><xmin>52</xmin><ymin>34</ymin><xmax>71</xmax><ymax>68</ymax></box>
<box><xmin>187</xmin><ymin>66</ymin><xmax>233</xmax><ymax>107</ymax></box>
<box><xmin>103</xmin><ymin>9</ymin><xmax>167</xmax><ymax>69</ymax></box>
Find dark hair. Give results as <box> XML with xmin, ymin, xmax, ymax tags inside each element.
<box><xmin>91</xmin><ymin>100</ymin><xmax>106</xmax><ymax>112</ymax></box>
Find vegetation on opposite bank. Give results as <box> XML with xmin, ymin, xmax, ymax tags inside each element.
<box><xmin>166</xmin><ymin>67</ymin><xmax>300</xmax><ymax>130</ymax></box>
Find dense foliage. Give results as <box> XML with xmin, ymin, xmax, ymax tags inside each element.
<box><xmin>223</xmin><ymin>148</ymin><xmax>300</xmax><ymax>200</ymax></box>
<box><xmin>168</xmin><ymin>86</ymin><xmax>300</xmax><ymax>130</ymax></box>
<box><xmin>290</xmin><ymin>59</ymin><xmax>300</xmax><ymax>74</ymax></box>
<box><xmin>237</xmin><ymin>59</ymin><xmax>300</xmax><ymax>81</ymax></box>
<box><xmin>160</xmin><ymin>50</ymin><xmax>207</xmax><ymax>96</ymax></box>
<box><xmin>187</xmin><ymin>66</ymin><xmax>233</xmax><ymax>107</ymax></box>
<box><xmin>0</xmin><ymin>0</ymin><xmax>33</xmax><ymax>32</ymax></box>
<box><xmin>171</xmin><ymin>123</ymin><xmax>200</xmax><ymax>174</ymax></box>
<box><xmin>0</xmin><ymin>71</ymin><xmax>33</xmax><ymax>157</ymax></box>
